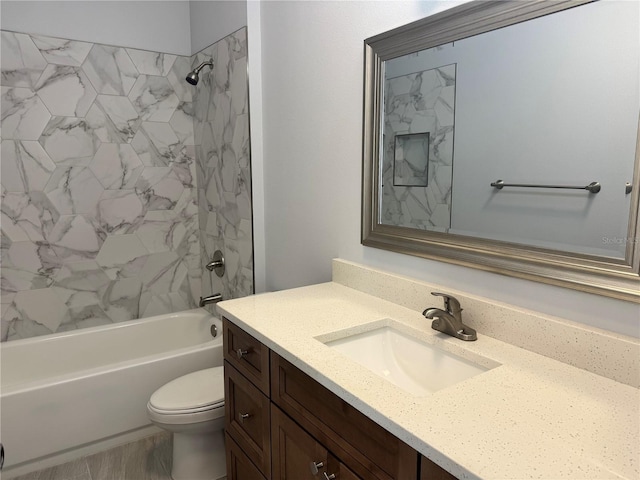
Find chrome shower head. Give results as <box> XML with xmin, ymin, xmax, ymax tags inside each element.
<box><xmin>185</xmin><ymin>59</ymin><xmax>213</xmax><ymax>85</ymax></box>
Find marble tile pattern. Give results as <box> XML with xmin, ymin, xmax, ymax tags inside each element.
<box><xmin>1</xmin><ymin>28</ymin><xmax>253</xmax><ymax>341</ymax></box>
<box><xmin>192</xmin><ymin>28</ymin><xmax>254</xmax><ymax>305</ymax></box>
<box><xmin>381</xmin><ymin>64</ymin><xmax>456</xmax><ymax>231</ymax></box>
<box><xmin>0</xmin><ymin>31</ymin><xmax>208</xmax><ymax>341</ymax></box>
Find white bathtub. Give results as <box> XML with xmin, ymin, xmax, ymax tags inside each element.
<box><xmin>0</xmin><ymin>308</ymin><xmax>222</xmax><ymax>477</ymax></box>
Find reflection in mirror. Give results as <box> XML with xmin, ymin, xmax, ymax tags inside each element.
<box><xmin>379</xmin><ymin>0</ymin><xmax>637</xmax><ymax>259</ymax></box>
<box><xmin>362</xmin><ymin>0</ymin><xmax>640</xmax><ymax>302</ymax></box>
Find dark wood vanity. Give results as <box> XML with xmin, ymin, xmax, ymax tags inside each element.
<box><xmin>223</xmin><ymin>318</ymin><xmax>456</xmax><ymax>480</ymax></box>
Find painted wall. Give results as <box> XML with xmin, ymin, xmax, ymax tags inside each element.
<box><xmin>257</xmin><ymin>1</ymin><xmax>640</xmax><ymax>338</ymax></box>
<box><xmin>0</xmin><ymin>1</ymin><xmax>192</xmax><ymax>56</ymax></box>
<box><xmin>190</xmin><ymin>1</ymin><xmax>247</xmax><ymax>55</ymax></box>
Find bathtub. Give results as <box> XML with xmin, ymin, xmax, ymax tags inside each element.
<box><xmin>0</xmin><ymin>308</ymin><xmax>222</xmax><ymax>477</ymax></box>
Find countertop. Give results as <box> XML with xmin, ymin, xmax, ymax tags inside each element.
<box><xmin>217</xmin><ymin>282</ymin><xmax>639</xmax><ymax>480</ymax></box>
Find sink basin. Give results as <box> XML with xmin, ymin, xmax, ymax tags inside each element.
<box><xmin>324</xmin><ymin>325</ymin><xmax>492</xmax><ymax>396</ymax></box>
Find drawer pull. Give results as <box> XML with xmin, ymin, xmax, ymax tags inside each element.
<box><xmin>236</xmin><ymin>348</ymin><xmax>250</xmax><ymax>358</ymax></box>
<box><xmin>310</xmin><ymin>461</ymin><xmax>324</xmax><ymax>475</ymax></box>
<box><xmin>239</xmin><ymin>412</ymin><xmax>251</xmax><ymax>423</ymax></box>
<box><xmin>323</xmin><ymin>473</ymin><xmax>336</xmax><ymax>480</ymax></box>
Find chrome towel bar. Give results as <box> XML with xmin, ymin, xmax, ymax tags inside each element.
<box><xmin>490</xmin><ymin>179</ymin><xmax>601</xmax><ymax>193</ymax></box>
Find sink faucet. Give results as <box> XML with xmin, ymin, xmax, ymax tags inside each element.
<box><xmin>423</xmin><ymin>292</ymin><xmax>477</xmax><ymax>341</ymax></box>
<box><xmin>199</xmin><ymin>293</ymin><xmax>222</xmax><ymax>307</ymax></box>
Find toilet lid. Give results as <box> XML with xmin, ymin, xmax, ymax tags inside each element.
<box><xmin>149</xmin><ymin>366</ymin><xmax>224</xmax><ymax>413</ymax></box>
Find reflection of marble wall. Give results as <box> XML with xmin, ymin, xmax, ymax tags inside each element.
<box><xmin>1</xmin><ymin>31</ymin><xmax>202</xmax><ymax>341</ymax></box>
<box><xmin>381</xmin><ymin>64</ymin><xmax>456</xmax><ymax>231</ymax></box>
<box><xmin>192</xmin><ymin>28</ymin><xmax>253</xmax><ymax>303</ymax></box>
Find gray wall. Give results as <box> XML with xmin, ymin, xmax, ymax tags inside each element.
<box><xmin>0</xmin><ymin>1</ymin><xmax>192</xmax><ymax>55</ymax></box>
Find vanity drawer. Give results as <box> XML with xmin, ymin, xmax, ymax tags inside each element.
<box><xmin>223</xmin><ymin>317</ymin><xmax>270</xmax><ymax>395</ymax></box>
<box><xmin>271</xmin><ymin>353</ymin><xmax>417</xmax><ymax>480</ymax></box>
<box><xmin>225</xmin><ymin>433</ymin><xmax>268</xmax><ymax>480</ymax></box>
<box><xmin>225</xmin><ymin>360</ymin><xmax>271</xmax><ymax>477</ymax></box>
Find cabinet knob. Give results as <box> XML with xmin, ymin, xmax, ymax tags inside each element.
<box><xmin>239</xmin><ymin>412</ymin><xmax>251</xmax><ymax>423</ymax></box>
<box><xmin>310</xmin><ymin>461</ymin><xmax>324</xmax><ymax>475</ymax></box>
<box><xmin>236</xmin><ymin>348</ymin><xmax>249</xmax><ymax>358</ymax></box>
<box><xmin>323</xmin><ymin>473</ymin><xmax>336</xmax><ymax>480</ymax></box>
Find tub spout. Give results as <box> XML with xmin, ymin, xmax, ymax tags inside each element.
<box><xmin>199</xmin><ymin>293</ymin><xmax>222</xmax><ymax>307</ymax></box>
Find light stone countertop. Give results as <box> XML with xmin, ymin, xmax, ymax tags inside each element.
<box><xmin>217</xmin><ymin>282</ymin><xmax>639</xmax><ymax>480</ymax></box>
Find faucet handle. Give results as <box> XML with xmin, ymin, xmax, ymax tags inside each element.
<box><xmin>430</xmin><ymin>292</ymin><xmax>462</xmax><ymax>315</ymax></box>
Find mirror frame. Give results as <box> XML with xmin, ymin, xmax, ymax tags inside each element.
<box><xmin>362</xmin><ymin>0</ymin><xmax>640</xmax><ymax>303</ymax></box>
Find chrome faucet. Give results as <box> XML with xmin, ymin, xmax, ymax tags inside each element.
<box><xmin>423</xmin><ymin>292</ymin><xmax>477</xmax><ymax>341</ymax></box>
<box><xmin>199</xmin><ymin>293</ymin><xmax>222</xmax><ymax>307</ymax></box>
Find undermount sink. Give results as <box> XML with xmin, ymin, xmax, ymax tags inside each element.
<box><xmin>323</xmin><ymin>324</ymin><xmax>495</xmax><ymax>396</ymax></box>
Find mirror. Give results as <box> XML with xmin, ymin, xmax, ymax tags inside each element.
<box><xmin>362</xmin><ymin>0</ymin><xmax>640</xmax><ymax>302</ymax></box>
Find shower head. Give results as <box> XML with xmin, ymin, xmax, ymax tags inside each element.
<box><xmin>185</xmin><ymin>59</ymin><xmax>213</xmax><ymax>85</ymax></box>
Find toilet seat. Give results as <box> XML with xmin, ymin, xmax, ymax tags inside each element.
<box><xmin>147</xmin><ymin>367</ymin><xmax>225</xmax><ymax>425</ymax></box>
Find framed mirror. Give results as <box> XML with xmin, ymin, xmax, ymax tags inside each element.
<box><xmin>362</xmin><ymin>0</ymin><xmax>640</xmax><ymax>302</ymax></box>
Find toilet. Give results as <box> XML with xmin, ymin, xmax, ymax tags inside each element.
<box><xmin>147</xmin><ymin>367</ymin><xmax>226</xmax><ymax>480</ymax></box>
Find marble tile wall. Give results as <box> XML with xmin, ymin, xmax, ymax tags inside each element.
<box><xmin>1</xmin><ymin>31</ymin><xmax>203</xmax><ymax>341</ymax></box>
<box><xmin>381</xmin><ymin>64</ymin><xmax>456</xmax><ymax>232</ymax></box>
<box><xmin>191</xmin><ymin>28</ymin><xmax>253</xmax><ymax>303</ymax></box>
<box><xmin>1</xmin><ymin>28</ymin><xmax>254</xmax><ymax>342</ymax></box>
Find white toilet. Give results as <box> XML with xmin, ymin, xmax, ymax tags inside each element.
<box><xmin>147</xmin><ymin>367</ymin><xmax>226</xmax><ymax>480</ymax></box>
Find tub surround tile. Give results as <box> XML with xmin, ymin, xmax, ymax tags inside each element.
<box><xmin>87</xmin><ymin>94</ymin><xmax>142</xmax><ymax>144</ymax></box>
<box><xmin>1</xmin><ymin>31</ymin><xmax>47</xmax><ymax>88</ymax></box>
<box><xmin>13</xmin><ymin>287</ymin><xmax>68</xmax><ymax>333</ymax></box>
<box><xmin>90</xmin><ymin>143</ymin><xmax>144</xmax><ymax>190</ymax></box>
<box><xmin>34</xmin><ymin>64</ymin><xmax>97</xmax><ymax>117</ymax></box>
<box><xmin>1</xmin><ymin>190</ymin><xmax>59</xmax><ymax>242</ymax></box>
<box><xmin>99</xmin><ymin>277</ymin><xmax>143</xmax><ymax>322</ymax></box>
<box><xmin>169</xmin><ymin>104</ymin><xmax>195</xmax><ymax>145</ymax></box>
<box><xmin>94</xmin><ymin>189</ymin><xmax>146</xmax><ymax>235</ymax></box>
<box><xmin>94</xmin><ymin>234</ymin><xmax>149</xmax><ymax>280</ymax></box>
<box><xmin>1</xmin><ymin>28</ymin><xmax>251</xmax><ymax>342</ymax></box>
<box><xmin>81</xmin><ymin>44</ymin><xmax>139</xmax><ymax>96</ymax></box>
<box><xmin>167</xmin><ymin>56</ymin><xmax>193</xmax><ymax>103</ymax></box>
<box><xmin>31</xmin><ymin>35</ymin><xmax>92</xmax><ymax>67</ymax></box>
<box><xmin>139</xmin><ymin>251</ymin><xmax>188</xmax><ymax>296</ymax></box>
<box><xmin>44</xmin><ymin>166</ymin><xmax>104</xmax><ymax>215</ymax></box>
<box><xmin>332</xmin><ymin>259</ymin><xmax>640</xmax><ymax>388</ymax></box>
<box><xmin>135</xmin><ymin>167</ymin><xmax>184</xmax><ymax>211</ymax></box>
<box><xmin>48</xmin><ymin>214</ymin><xmax>104</xmax><ymax>262</ymax></box>
<box><xmin>1</xmin><ymin>86</ymin><xmax>52</xmax><ymax>140</ymax></box>
<box><xmin>126</xmin><ymin>49</ymin><xmax>177</xmax><ymax>77</ymax></box>
<box><xmin>128</xmin><ymin>75</ymin><xmax>179</xmax><ymax>122</ymax></box>
<box><xmin>38</xmin><ymin>116</ymin><xmax>100</xmax><ymax>165</ymax></box>
<box><xmin>1</xmin><ymin>140</ymin><xmax>56</xmax><ymax>192</ymax></box>
<box><xmin>2</xmin><ymin>241</ymin><xmax>59</xmax><ymax>292</ymax></box>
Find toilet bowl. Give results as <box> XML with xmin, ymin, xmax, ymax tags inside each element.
<box><xmin>147</xmin><ymin>367</ymin><xmax>226</xmax><ymax>480</ymax></box>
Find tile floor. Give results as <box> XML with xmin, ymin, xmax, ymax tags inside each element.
<box><xmin>13</xmin><ymin>433</ymin><xmax>173</xmax><ymax>480</ymax></box>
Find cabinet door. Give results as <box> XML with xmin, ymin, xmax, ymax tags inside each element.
<box><xmin>225</xmin><ymin>361</ymin><xmax>271</xmax><ymax>477</ymax></box>
<box><xmin>326</xmin><ymin>454</ymin><xmax>362</xmax><ymax>480</ymax></box>
<box><xmin>226</xmin><ymin>433</ymin><xmax>267</xmax><ymax>480</ymax></box>
<box><xmin>420</xmin><ymin>455</ymin><xmax>457</xmax><ymax>480</ymax></box>
<box><xmin>272</xmin><ymin>404</ymin><xmax>329</xmax><ymax>480</ymax></box>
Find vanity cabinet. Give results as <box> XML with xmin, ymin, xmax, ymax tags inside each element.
<box><xmin>272</xmin><ymin>404</ymin><xmax>360</xmax><ymax>480</ymax></box>
<box><xmin>223</xmin><ymin>318</ymin><xmax>457</xmax><ymax>480</ymax></box>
